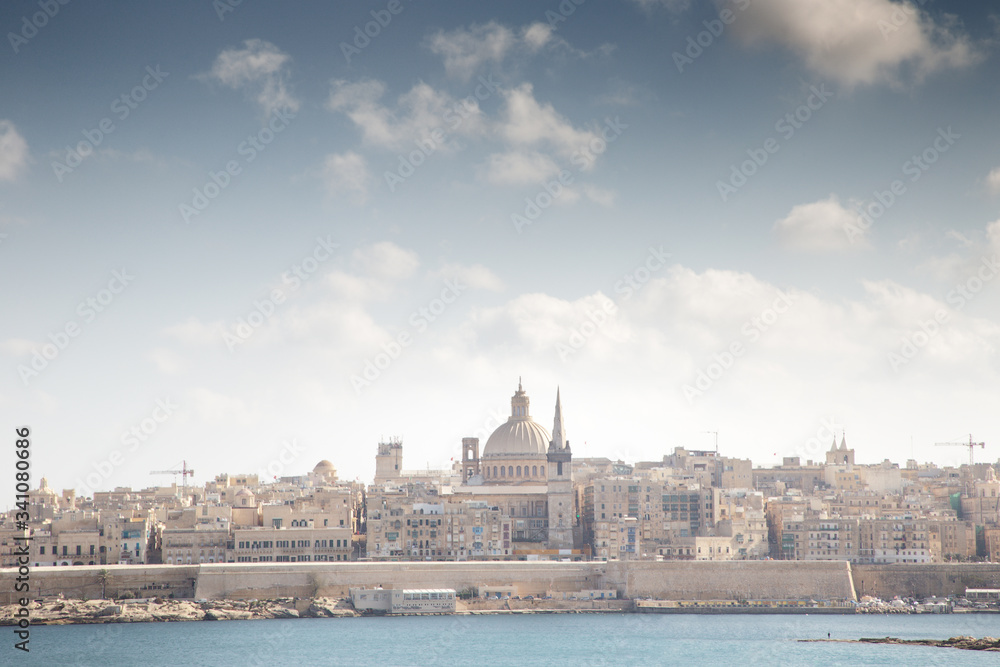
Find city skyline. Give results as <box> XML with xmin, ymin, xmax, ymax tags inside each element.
<box><xmin>2</xmin><ymin>0</ymin><xmax>1000</xmax><ymax>502</ymax></box>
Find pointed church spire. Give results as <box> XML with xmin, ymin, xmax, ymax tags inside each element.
<box><xmin>840</xmin><ymin>432</ymin><xmax>847</xmax><ymax>450</ymax></box>
<box><xmin>551</xmin><ymin>387</ymin><xmax>567</xmax><ymax>450</ymax></box>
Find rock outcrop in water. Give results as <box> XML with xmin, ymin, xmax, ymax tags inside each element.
<box><xmin>803</xmin><ymin>636</ymin><xmax>1000</xmax><ymax>652</ymax></box>
<box><xmin>859</xmin><ymin>635</ymin><xmax>1000</xmax><ymax>651</ymax></box>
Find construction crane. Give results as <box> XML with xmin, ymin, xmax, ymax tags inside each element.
<box><xmin>150</xmin><ymin>460</ymin><xmax>195</xmax><ymax>496</ymax></box>
<box><xmin>935</xmin><ymin>435</ymin><xmax>985</xmax><ymax>465</ymax></box>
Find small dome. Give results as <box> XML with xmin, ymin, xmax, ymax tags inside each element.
<box><xmin>235</xmin><ymin>488</ymin><xmax>254</xmax><ymax>497</ymax></box>
<box><xmin>313</xmin><ymin>460</ymin><xmax>336</xmax><ymax>473</ymax></box>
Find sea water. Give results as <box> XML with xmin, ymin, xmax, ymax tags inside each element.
<box><xmin>19</xmin><ymin>612</ymin><xmax>1000</xmax><ymax>666</ymax></box>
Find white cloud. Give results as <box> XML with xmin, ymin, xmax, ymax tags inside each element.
<box><xmin>0</xmin><ymin>338</ymin><xmax>37</xmax><ymax>356</ymax></box>
<box><xmin>0</xmin><ymin>120</ymin><xmax>29</xmax><ymax>182</ymax></box>
<box><xmin>988</xmin><ymin>219</ymin><xmax>1000</xmax><ymax>251</ymax></box>
<box><xmin>522</xmin><ymin>23</ymin><xmax>555</xmax><ymax>52</ymax></box>
<box><xmin>327</xmin><ymin>79</ymin><xmax>608</xmax><ymax>186</ymax></box>
<box><xmin>189</xmin><ymin>387</ymin><xmax>254</xmax><ymax>425</ymax></box>
<box><xmin>986</xmin><ymin>167</ymin><xmax>1000</xmax><ymax>194</ymax></box>
<box><xmin>207</xmin><ymin>39</ymin><xmax>300</xmax><ymax>116</ymax></box>
<box><xmin>426</xmin><ymin>22</ymin><xmax>518</xmax><ymax>81</ymax></box>
<box><xmin>164</xmin><ymin>317</ymin><xmax>227</xmax><ymax>346</ymax></box>
<box><xmin>151</xmin><ymin>347</ymin><xmax>186</xmax><ymax>375</ymax></box>
<box><xmin>582</xmin><ymin>185</ymin><xmax>616</xmax><ymax>207</ymax></box>
<box><xmin>322</xmin><ymin>151</ymin><xmax>369</xmax><ymax>202</ymax></box>
<box><xmin>773</xmin><ymin>195</ymin><xmax>868</xmax><ymax>251</ymax></box>
<box><xmin>351</xmin><ymin>242</ymin><xmax>420</xmax><ymax>283</ymax></box>
<box><xmin>426</xmin><ymin>21</ymin><xmax>596</xmax><ymax>80</ymax></box>
<box><xmin>945</xmin><ymin>229</ymin><xmax>974</xmax><ymax>248</ymax></box>
<box><xmin>482</xmin><ymin>150</ymin><xmax>561</xmax><ymax>185</ymax></box>
<box><xmin>497</xmin><ymin>83</ymin><xmax>600</xmax><ymax>168</ymax></box>
<box><xmin>327</xmin><ymin>79</ymin><xmax>485</xmax><ymax>150</ymax></box>
<box><xmin>723</xmin><ymin>0</ymin><xmax>980</xmax><ymax>87</ymax></box>
<box><xmin>431</xmin><ymin>264</ymin><xmax>504</xmax><ymax>292</ymax></box>
<box><xmin>326</xmin><ymin>241</ymin><xmax>421</xmax><ymax>302</ymax></box>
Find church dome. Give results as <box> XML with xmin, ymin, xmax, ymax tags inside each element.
<box><xmin>313</xmin><ymin>460</ymin><xmax>336</xmax><ymax>474</ymax></box>
<box><xmin>483</xmin><ymin>380</ymin><xmax>551</xmax><ymax>458</ymax></box>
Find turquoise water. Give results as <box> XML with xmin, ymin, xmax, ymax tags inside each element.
<box><xmin>18</xmin><ymin>613</ymin><xmax>1000</xmax><ymax>666</ymax></box>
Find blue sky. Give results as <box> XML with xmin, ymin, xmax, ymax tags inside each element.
<box><xmin>2</xmin><ymin>0</ymin><xmax>1000</xmax><ymax>501</ymax></box>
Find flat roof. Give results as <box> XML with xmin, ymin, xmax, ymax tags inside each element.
<box><xmin>400</xmin><ymin>589</ymin><xmax>455</xmax><ymax>594</ymax></box>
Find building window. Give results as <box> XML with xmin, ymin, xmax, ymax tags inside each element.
<box><xmin>516</xmin><ymin>466</ymin><xmax>521</xmax><ymax>477</ymax></box>
<box><xmin>532</xmin><ymin>466</ymin><xmax>537</xmax><ymax>476</ymax></box>
<box><xmin>493</xmin><ymin>466</ymin><xmax>498</xmax><ymax>477</ymax></box>
<box><xmin>501</xmin><ymin>466</ymin><xmax>505</xmax><ymax>478</ymax></box>
<box><xmin>508</xmin><ymin>466</ymin><xmax>513</xmax><ymax>477</ymax></box>
<box><xmin>540</xmin><ymin>466</ymin><xmax>545</xmax><ymax>477</ymax></box>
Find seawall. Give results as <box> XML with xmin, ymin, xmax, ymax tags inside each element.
<box><xmin>852</xmin><ymin>563</ymin><xmax>1000</xmax><ymax>599</ymax></box>
<box><xmin>1</xmin><ymin>560</ymin><xmax>856</xmax><ymax>604</ymax></box>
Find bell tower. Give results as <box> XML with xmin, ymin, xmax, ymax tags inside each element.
<box><xmin>462</xmin><ymin>437</ymin><xmax>480</xmax><ymax>481</ymax></box>
<box><xmin>546</xmin><ymin>387</ymin><xmax>574</xmax><ymax>550</ymax></box>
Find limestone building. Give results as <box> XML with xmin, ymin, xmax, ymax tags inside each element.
<box><xmin>366</xmin><ymin>381</ymin><xmax>582</xmax><ymax>558</ymax></box>
<box><xmin>451</xmin><ymin>380</ymin><xmax>579</xmax><ymax>554</ymax></box>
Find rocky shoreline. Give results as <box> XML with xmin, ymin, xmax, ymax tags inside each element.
<box><xmin>802</xmin><ymin>636</ymin><xmax>1000</xmax><ymax>652</ymax></box>
<box><xmin>0</xmin><ymin>597</ymin><xmax>357</xmax><ymax>625</ymax></box>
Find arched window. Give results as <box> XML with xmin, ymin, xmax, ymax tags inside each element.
<box><xmin>532</xmin><ymin>465</ymin><xmax>537</xmax><ymax>476</ymax></box>
<box><xmin>500</xmin><ymin>466</ymin><xmax>505</xmax><ymax>477</ymax></box>
<box><xmin>516</xmin><ymin>466</ymin><xmax>521</xmax><ymax>477</ymax></box>
<box><xmin>540</xmin><ymin>466</ymin><xmax>545</xmax><ymax>477</ymax></box>
<box><xmin>493</xmin><ymin>466</ymin><xmax>498</xmax><ymax>477</ymax></box>
<box><xmin>508</xmin><ymin>466</ymin><xmax>513</xmax><ymax>477</ymax></box>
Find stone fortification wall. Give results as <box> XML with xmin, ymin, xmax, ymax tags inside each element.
<box><xmin>195</xmin><ymin>561</ymin><xmax>602</xmax><ymax>600</ymax></box>
<box><xmin>13</xmin><ymin>562</ymin><xmax>1000</xmax><ymax>604</ymax></box>
<box><xmin>852</xmin><ymin>563</ymin><xmax>1000</xmax><ymax>599</ymax></box>
<box><xmin>604</xmin><ymin>560</ymin><xmax>856</xmax><ymax>601</ymax></box>
<box><xmin>0</xmin><ymin>564</ymin><xmax>198</xmax><ymax>604</ymax></box>
<box><xmin>2</xmin><ymin>560</ymin><xmax>855</xmax><ymax>603</ymax></box>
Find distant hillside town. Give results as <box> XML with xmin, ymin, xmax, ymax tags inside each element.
<box><xmin>3</xmin><ymin>382</ymin><xmax>999</xmax><ymax>568</ymax></box>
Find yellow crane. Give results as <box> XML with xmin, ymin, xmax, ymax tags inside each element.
<box><xmin>934</xmin><ymin>435</ymin><xmax>985</xmax><ymax>465</ymax></box>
